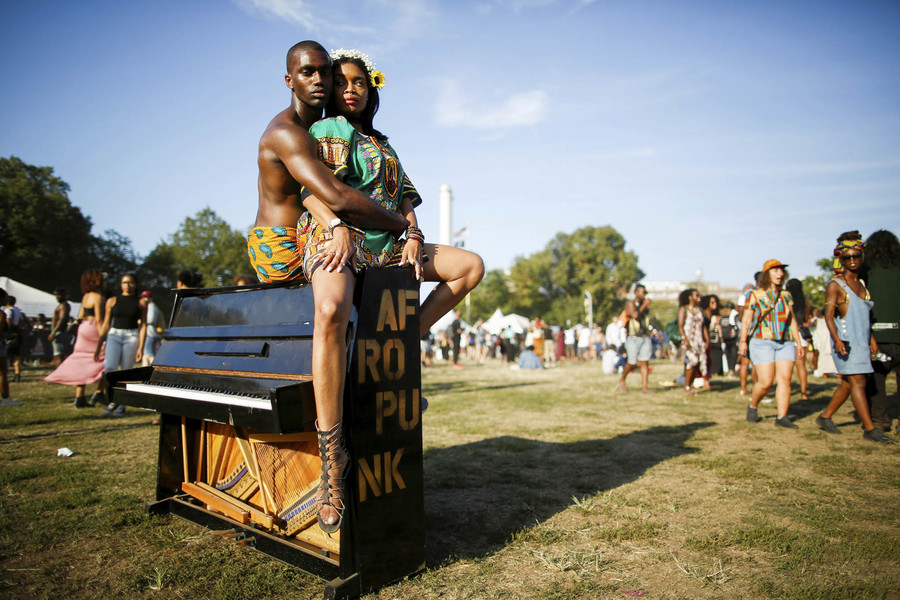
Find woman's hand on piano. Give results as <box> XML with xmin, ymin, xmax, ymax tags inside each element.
<box><xmin>399</xmin><ymin>239</ymin><xmax>423</xmax><ymax>281</ymax></box>
<box><xmin>324</xmin><ymin>226</ymin><xmax>356</xmax><ymax>274</ymax></box>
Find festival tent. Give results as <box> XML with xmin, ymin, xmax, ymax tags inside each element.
<box><xmin>0</xmin><ymin>276</ymin><xmax>80</xmax><ymax>318</ymax></box>
<box><xmin>428</xmin><ymin>310</ymin><xmax>475</xmax><ymax>336</ymax></box>
<box><xmin>499</xmin><ymin>313</ymin><xmax>530</xmax><ymax>334</ymax></box>
<box><xmin>481</xmin><ymin>308</ymin><xmax>506</xmax><ymax>335</ymax></box>
<box><xmin>481</xmin><ymin>309</ymin><xmax>530</xmax><ymax>335</ymax></box>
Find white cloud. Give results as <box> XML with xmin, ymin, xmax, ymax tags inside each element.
<box><xmin>233</xmin><ymin>0</ymin><xmax>437</xmax><ymax>48</ymax></box>
<box><xmin>435</xmin><ymin>81</ymin><xmax>550</xmax><ymax>130</ymax></box>
<box><xmin>233</xmin><ymin>0</ymin><xmax>319</xmax><ymax>29</ymax></box>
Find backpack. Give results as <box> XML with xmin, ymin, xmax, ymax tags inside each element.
<box><xmin>665</xmin><ymin>320</ymin><xmax>682</xmax><ymax>346</ymax></box>
<box><xmin>720</xmin><ymin>311</ymin><xmax>738</xmax><ymax>341</ymax></box>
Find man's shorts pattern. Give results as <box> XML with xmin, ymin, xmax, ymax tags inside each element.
<box><xmin>624</xmin><ymin>336</ymin><xmax>652</xmax><ymax>364</ymax></box>
<box><xmin>247</xmin><ymin>226</ymin><xmax>308</xmax><ymax>284</ymax></box>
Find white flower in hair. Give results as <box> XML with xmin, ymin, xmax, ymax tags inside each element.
<box><xmin>329</xmin><ymin>48</ymin><xmax>375</xmax><ymax>73</ymax></box>
<box><xmin>329</xmin><ymin>48</ymin><xmax>386</xmax><ymax>89</ymax></box>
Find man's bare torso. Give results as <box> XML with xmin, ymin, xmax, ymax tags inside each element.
<box><xmin>254</xmin><ymin>107</ymin><xmax>314</xmax><ymax>229</ymax></box>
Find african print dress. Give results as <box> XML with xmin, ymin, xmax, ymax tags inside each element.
<box><xmin>683</xmin><ymin>305</ymin><xmax>707</xmax><ymax>374</ymax></box>
<box><xmin>299</xmin><ymin>116</ymin><xmax>422</xmax><ymax>277</ymax></box>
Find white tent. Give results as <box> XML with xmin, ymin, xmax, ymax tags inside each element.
<box><xmin>481</xmin><ymin>309</ymin><xmax>530</xmax><ymax>335</ymax></box>
<box><xmin>481</xmin><ymin>308</ymin><xmax>506</xmax><ymax>335</ymax></box>
<box><xmin>499</xmin><ymin>313</ymin><xmax>530</xmax><ymax>334</ymax></box>
<box><xmin>428</xmin><ymin>310</ymin><xmax>476</xmax><ymax>336</ymax></box>
<box><xmin>0</xmin><ymin>276</ymin><xmax>80</xmax><ymax>318</ymax></box>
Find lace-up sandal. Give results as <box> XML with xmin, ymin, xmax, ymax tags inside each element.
<box><xmin>316</xmin><ymin>421</ymin><xmax>349</xmax><ymax>534</ymax></box>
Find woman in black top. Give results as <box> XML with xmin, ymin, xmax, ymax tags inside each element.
<box><xmin>96</xmin><ymin>274</ymin><xmax>146</xmax><ymax>417</ymax></box>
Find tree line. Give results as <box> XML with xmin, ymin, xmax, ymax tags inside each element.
<box><xmin>466</xmin><ymin>226</ymin><xmax>645</xmax><ymax>328</ymax></box>
<box><xmin>1</xmin><ymin>156</ymin><xmax>248</xmax><ymax>310</ymax></box>
<box><xmin>2</xmin><ymin>156</ymin><xmax>647</xmax><ymax>328</ymax></box>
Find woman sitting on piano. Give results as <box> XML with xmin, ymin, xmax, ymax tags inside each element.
<box><xmin>299</xmin><ymin>48</ymin><xmax>484</xmax><ymax>533</ymax></box>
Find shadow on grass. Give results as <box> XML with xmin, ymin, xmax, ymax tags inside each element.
<box><xmin>424</xmin><ymin>380</ymin><xmax>539</xmax><ymax>395</ymax></box>
<box><xmin>423</xmin><ymin>421</ymin><xmax>715</xmax><ymax>564</ymax></box>
<box><xmin>0</xmin><ymin>420</ymin><xmax>152</xmax><ymax>444</ymax></box>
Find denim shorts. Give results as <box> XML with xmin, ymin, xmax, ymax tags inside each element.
<box><xmin>749</xmin><ymin>338</ymin><xmax>795</xmax><ymax>365</ymax></box>
<box><xmin>625</xmin><ymin>336</ymin><xmax>652</xmax><ymax>364</ymax></box>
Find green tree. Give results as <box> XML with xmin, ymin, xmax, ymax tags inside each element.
<box><xmin>93</xmin><ymin>229</ymin><xmax>141</xmax><ymax>291</ymax></box>
<box><xmin>137</xmin><ymin>244</ymin><xmax>178</xmax><ymax>290</ymax></box>
<box><xmin>507</xmin><ymin>225</ymin><xmax>644</xmax><ymax>326</ymax></box>
<box><xmin>0</xmin><ymin>156</ymin><xmax>96</xmax><ymax>293</ymax></box>
<box><xmin>801</xmin><ymin>257</ymin><xmax>833</xmax><ymax>311</ymax></box>
<box><xmin>466</xmin><ymin>268</ymin><xmax>513</xmax><ymax>322</ymax></box>
<box><xmin>150</xmin><ymin>207</ymin><xmax>248</xmax><ymax>288</ymax></box>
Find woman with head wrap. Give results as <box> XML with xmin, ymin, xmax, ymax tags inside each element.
<box><xmin>815</xmin><ymin>231</ymin><xmax>891</xmax><ymax>443</ymax></box>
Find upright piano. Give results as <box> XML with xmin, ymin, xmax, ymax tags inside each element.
<box><xmin>107</xmin><ymin>268</ymin><xmax>425</xmax><ymax>599</ymax></box>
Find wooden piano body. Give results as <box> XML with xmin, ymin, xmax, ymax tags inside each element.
<box><xmin>107</xmin><ymin>268</ymin><xmax>425</xmax><ymax>599</ymax></box>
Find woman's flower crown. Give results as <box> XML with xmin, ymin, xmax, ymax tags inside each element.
<box><xmin>330</xmin><ymin>48</ymin><xmax>386</xmax><ymax>89</ymax></box>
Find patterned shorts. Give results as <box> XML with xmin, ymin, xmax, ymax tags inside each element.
<box><xmin>247</xmin><ymin>226</ymin><xmax>308</xmax><ymax>283</ymax></box>
<box><xmin>300</xmin><ymin>218</ymin><xmax>426</xmax><ymax>279</ymax></box>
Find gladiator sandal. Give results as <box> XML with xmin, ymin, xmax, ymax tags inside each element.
<box><xmin>316</xmin><ymin>420</ymin><xmax>349</xmax><ymax>534</ymax></box>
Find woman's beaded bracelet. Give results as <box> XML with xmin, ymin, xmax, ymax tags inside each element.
<box><xmin>406</xmin><ymin>226</ymin><xmax>425</xmax><ymax>244</ymax></box>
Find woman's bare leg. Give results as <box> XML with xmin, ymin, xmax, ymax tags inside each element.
<box><xmin>419</xmin><ymin>243</ymin><xmax>484</xmax><ymax>334</ymax></box>
<box><xmin>310</xmin><ymin>266</ymin><xmax>355</xmax><ymax>529</ymax></box>
<box><xmin>750</xmin><ymin>362</ymin><xmax>775</xmax><ymax>409</ymax></box>
<box><xmin>822</xmin><ymin>374</ymin><xmax>876</xmax><ymax>430</ymax></box>
<box><xmin>795</xmin><ymin>351</ymin><xmax>808</xmax><ymax>398</ymax></box>
<box><xmin>774</xmin><ymin>360</ymin><xmax>794</xmax><ymax>418</ymax></box>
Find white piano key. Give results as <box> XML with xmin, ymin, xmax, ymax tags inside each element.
<box><xmin>124</xmin><ymin>383</ymin><xmax>273</xmax><ymax>411</ymax></box>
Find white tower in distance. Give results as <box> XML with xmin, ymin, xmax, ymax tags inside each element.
<box><xmin>439</xmin><ymin>184</ymin><xmax>452</xmax><ymax>247</ymax></box>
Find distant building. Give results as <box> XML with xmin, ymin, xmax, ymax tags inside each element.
<box><xmin>641</xmin><ymin>280</ymin><xmax>743</xmax><ymax>303</ymax></box>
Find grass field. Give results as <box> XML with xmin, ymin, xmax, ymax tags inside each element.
<box><xmin>1</xmin><ymin>359</ymin><xmax>898</xmax><ymax>599</ymax></box>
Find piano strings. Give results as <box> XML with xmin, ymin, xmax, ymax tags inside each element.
<box><xmin>179</xmin><ymin>422</ymin><xmax>340</xmax><ymax>553</ymax></box>
<box><xmin>249</xmin><ymin>432</ymin><xmax>319</xmax><ymax>537</ymax></box>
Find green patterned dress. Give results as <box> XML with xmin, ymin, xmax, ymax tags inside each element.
<box><xmin>299</xmin><ymin>116</ymin><xmax>422</xmax><ymax>276</ymax></box>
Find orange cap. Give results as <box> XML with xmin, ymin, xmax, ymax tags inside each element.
<box><xmin>762</xmin><ymin>259</ymin><xmax>788</xmax><ymax>271</ymax></box>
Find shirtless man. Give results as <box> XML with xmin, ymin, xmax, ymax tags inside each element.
<box><xmin>250</xmin><ymin>41</ymin><xmax>408</xmax><ymax>534</ymax></box>
<box><xmin>250</xmin><ymin>40</ymin><xmax>406</xmax><ymax>282</ymax></box>
<box><xmin>619</xmin><ymin>284</ymin><xmax>652</xmax><ymax>392</ymax></box>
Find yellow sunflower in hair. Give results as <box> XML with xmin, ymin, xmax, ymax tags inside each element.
<box><xmin>369</xmin><ymin>70</ymin><xmax>386</xmax><ymax>89</ymax></box>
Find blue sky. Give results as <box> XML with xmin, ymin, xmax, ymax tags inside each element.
<box><xmin>2</xmin><ymin>0</ymin><xmax>898</xmax><ymax>288</ymax></box>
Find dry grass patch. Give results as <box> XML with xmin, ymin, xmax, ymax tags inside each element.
<box><xmin>1</xmin><ymin>360</ymin><xmax>898</xmax><ymax>599</ymax></box>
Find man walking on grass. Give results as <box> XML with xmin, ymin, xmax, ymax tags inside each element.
<box><xmin>619</xmin><ymin>284</ymin><xmax>652</xmax><ymax>392</ymax></box>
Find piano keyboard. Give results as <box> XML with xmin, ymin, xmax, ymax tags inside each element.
<box><xmin>125</xmin><ymin>383</ymin><xmax>272</xmax><ymax>411</ymax></box>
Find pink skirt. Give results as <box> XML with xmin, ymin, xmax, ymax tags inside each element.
<box><xmin>44</xmin><ymin>320</ymin><xmax>105</xmax><ymax>386</ymax></box>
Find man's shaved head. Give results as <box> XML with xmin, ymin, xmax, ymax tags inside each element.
<box><xmin>287</xmin><ymin>40</ymin><xmax>328</xmax><ymax>72</ymax></box>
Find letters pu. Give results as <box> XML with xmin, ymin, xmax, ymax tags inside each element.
<box><xmin>376</xmin><ymin>389</ymin><xmax>421</xmax><ymax>434</ymax></box>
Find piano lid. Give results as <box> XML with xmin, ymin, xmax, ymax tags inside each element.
<box><xmin>149</xmin><ymin>281</ymin><xmax>357</xmax><ymax>378</ymax></box>
<box><xmin>167</xmin><ymin>281</ymin><xmax>323</xmax><ymax>340</ymax></box>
